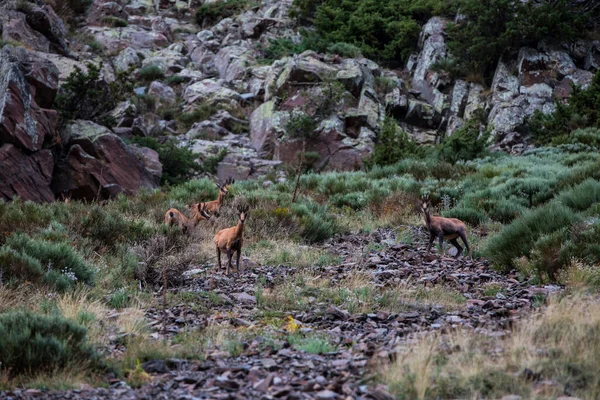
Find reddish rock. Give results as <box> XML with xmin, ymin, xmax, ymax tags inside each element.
<box><xmin>53</xmin><ymin>134</ymin><xmax>160</xmax><ymax>200</ymax></box>
<box><xmin>0</xmin><ymin>46</ymin><xmax>59</xmax><ymax>152</ymax></box>
<box><xmin>0</xmin><ymin>144</ymin><xmax>55</xmax><ymax>202</ymax></box>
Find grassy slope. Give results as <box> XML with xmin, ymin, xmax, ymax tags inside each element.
<box><xmin>2</xmin><ymin>147</ymin><xmax>600</xmax><ymax>394</ymax></box>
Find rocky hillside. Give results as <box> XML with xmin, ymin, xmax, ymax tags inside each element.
<box><xmin>1</xmin><ymin>0</ymin><xmax>599</xmax><ymax>202</ymax></box>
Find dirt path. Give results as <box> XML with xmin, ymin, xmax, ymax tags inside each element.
<box><xmin>2</xmin><ymin>229</ymin><xmax>561</xmax><ymax>400</ymax></box>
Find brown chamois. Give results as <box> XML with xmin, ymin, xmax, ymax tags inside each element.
<box><xmin>421</xmin><ymin>195</ymin><xmax>471</xmax><ymax>259</ymax></box>
<box><xmin>201</xmin><ymin>176</ymin><xmax>235</xmax><ymax>215</ymax></box>
<box><xmin>165</xmin><ymin>203</ymin><xmax>212</xmax><ymax>232</ymax></box>
<box><xmin>213</xmin><ymin>204</ymin><xmax>248</xmax><ymax>276</ymax></box>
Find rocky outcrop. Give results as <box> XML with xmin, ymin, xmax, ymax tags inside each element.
<box><xmin>0</xmin><ymin>144</ymin><xmax>55</xmax><ymax>202</ymax></box>
<box><xmin>53</xmin><ymin>121</ymin><xmax>160</xmax><ymax>200</ymax></box>
<box><xmin>1</xmin><ymin>4</ymin><xmax>70</xmax><ymax>56</ymax></box>
<box><xmin>0</xmin><ymin>45</ymin><xmax>59</xmax><ymax>152</ymax></box>
<box><xmin>0</xmin><ymin>45</ymin><xmax>59</xmax><ymax>202</ymax></box>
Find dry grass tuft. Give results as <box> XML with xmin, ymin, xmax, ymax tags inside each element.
<box><xmin>381</xmin><ymin>293</ymin><xmax>600</xmax><ymax>399</ymax></box>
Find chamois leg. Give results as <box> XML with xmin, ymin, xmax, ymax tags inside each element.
<box><xmin>236</xmin><ymin>249</ymin><xmax>241</xmax><ymax>276</ymax></box>
<box><xmin>449</xmin><ymin>238</ymin><xmax>463</xmax><ymax>258</ymax></box>
<box><xmin>216</xmin><ymin>246</ymin><xmax>222</xmax><ymax>272</ymax></box>
<box><xmin>426</xmin><ymin>234</ymin><xmax>435</xmax><ymax>254</ymax></box>
<box><xmin>438</xmin><ymin>234</ymin><xmax>445</xmax><ymax>258</ymax></box>
<box><xmin>458</xmin><ymin>230</ymin><xmax>471</xmax><ymax>259</ymax></box>
<box><xmin>226</xmin><ymin>249</ymin><xmax>233</xmax><ymax>276</ymax></box>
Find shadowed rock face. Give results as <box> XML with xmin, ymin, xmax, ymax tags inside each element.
<box><xmin>0</xmin><ymin>45</ymin><xmax>162</xmax><ymax>203</ymax></box>
<box><xmin>0</xmin><ymin>144</ymin><xmax>55</xmax><ymax>202</ymax></box>
<box><xmin>0</xmin><ymin>46</ymin><xmax>59</xmax><ymax>153</ymax></box>
<box><xmin>52</xmin><ymin>121</ymin><xmax>160</xmax><ymax>200</ymax></box>
<box><xmin>0</xmin><ymin>45</ymin><xmax>59</xmax><ymax>202</ymax></box>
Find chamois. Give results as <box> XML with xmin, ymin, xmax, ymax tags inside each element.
<box><xmin>201</xmin><ymin>176</ymin><xmax>235</xmax><ymax>215</ymax></box>
<box><xmin>165</xmin><ymin>203</ymin><xmax>212</xmax><ymax>232</ymax></box>
<box><xmin>421</xmin><ymin>195</ymin><xmax>471</xmax><ymax>259</ymax></box>
<box><xmin>213</xmin><ymin>204</ymin><xmax>249</xmax><ymax>276</ymax></box>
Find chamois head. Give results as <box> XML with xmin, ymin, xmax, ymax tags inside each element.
<box><xmin>237</xmin><ymin>204</ymin><xmax>249</xmax><ymax>223</ymax></box>
<box><xmin>421</xmin><ymin>194</ymin><xmax>431</xmax><ymax>215</ymax></box>
<box><xmin>197</xmin><ymin>203</ymin><xmax>212</xmax><ymax>220</ymax></box>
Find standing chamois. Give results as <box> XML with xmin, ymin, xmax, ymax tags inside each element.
<box><xmin>213</xmin><ymin>204</ymin><xmax>249</xmax><ymax>276</ymax></box>
<box><xmin>421</xmin><ymin>195</ymin><xmax>471</xmax><ymax>259</ymax></box>
<box><xmin>199</xmin><ymin>176</ymin><xmax>235</xmax><ymax>215</ymax></box>
<box><xmin>165</xmin><ymin>203</ymin><xmax>212</xmax><ymax>232</ymax></box>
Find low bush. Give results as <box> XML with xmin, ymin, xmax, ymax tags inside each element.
<box><xmin>130</xmin><ymin>137</ymin><xmax>202</xmax><ymax>185</ymax></box>
<box><xmin>485</xmin><ymin>202</ymin><xmax>580</xmax><ymax>270</ymax></box>
<box><xmin>438</xmin><ymin>116</ymin><xmax>489</xmax><ymax>163</ymax></box>
<box><xmin>195</xmin><ymin>0</ymin><xmax>251</xmax><ymax>26</ymax></box>
<box><xmin>528</xmin><ymin>71</ymin><xmax>600</xmax><ymax>143</ymax></box>
<box><xmin>366</xmin><ymin>116</ymin><xmax>418</xmax><ymax>168</ymax></box>
<box><xmin>0</xmin><ymin>311</ymin><xmax>101</xmax><ymax>376</ymax></box>
<box><xmin>138</xmin><ymin>65</ymin><xmax>165</xmax><ymax>82</ymax></box>
<box><xmin>178</xmin><ymin>104</ymin><xmax>220</xmax><ymax>129</ymax></box>
<box><xmin>101</xmin><ymin>16</ymin><xmax>128</xmax><ymax>27</ymax></box>
<box><xmin>0</xmin><ymin>233</ymin><xmax>94</xmax><ymax>291</ymax></box>
<box><xmin>54</xmin><ymin>63</ymin><xmax>132</xmax><ymax>127</ymax></box>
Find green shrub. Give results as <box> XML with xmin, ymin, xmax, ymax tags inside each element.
<box><xmin>79</xmin><ymin>206</ymin><xmax>152</xmax><ymax>248</ymax></box>
<box><xmin>130</xmin><ymin>137</ymin><xmax>202</xmax><ymax>185</ymax></box>
<box><xmin>138</xmin><ymin>65</ymin><xmax>165</xmax><ymax>82</ymax></box>
<box><xmin>443</xmin><ymin>207</ymin><xmax>487</xmax><ymax>225</ymax></box>
<box><xmin>195</xmin><ymin>0</ymin><xmax>251</xmax><ymax>26</ymax></box>
<box><xmin>0</xmin><ymin>233</ymin><xmax>94</xmax><ymax>291</ymax></box>
<box><xmin>529</xmin><ymin>71</ymin><xmax>600</xmax><ymax>144</ymax></box>
<box><xmin>485</xmin><ymin>202</ymin><xmax>581</xmax><ymax>270</ymax></box>
<box><xmin>101</xmin><ymin>16</ymin><xmax>128</xmax><ymax>27</ymax></box>
<box><xmin>555</xmin><ymin>179</ymin><xmax>600</xmax><ymax>212</ymax></box>
<box><xmin>54</xmin><ymin>63</ymin><xmax>132</xmax><ymax>127</ymax></box>
<box><xmin>326</xmin><ymin>42</ymin><xmax>361</xmax><ymax>58</ymax></box>
<box><xmin>0</xmin><ymin>311</ymin><xmax>101</xmax><ymax>375</ymax></box>
<box><xmin>178</xmin><ymin>103</ymin><xmax>219</xmax><ymax>129</ymax></box>
<box><xmin>165</xmin><ymin>75</ymin><xmax>187</xmax><ymax>85</ymax></box>
<box><xmin>366</xmin><ymin>116</ymin><xmax>417</xmax><ymax>168</ymax></box>
<box><xmin>569</xmin><ymin>128</ymin><xmax>600</xmax><ymax>148</ymax></box>
<box><xmin>447</xmin><ymin>0</ymin><xmax>591</xmax><ymax>80</ymax></box>
<box><xmin>291</xmin><ymin>0</ymin><xmax>454</xmax><ymax>66</ymax></box>
<box><xmin>438</xmin><ymin>117</ymin><xmax>489</xmax><ymax>163</ymax></box>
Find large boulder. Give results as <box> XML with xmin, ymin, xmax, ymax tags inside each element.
<box><xmin>0</xmin><ymin>45</ymin><xmax>59</xmax><ymax>152</ymax></box>
<box><xmin>274</xmin><ymin>117</ymin><xmax>374</xmax><ymax>171</ymax></box>
<box><xmin>0</xmin><ymin>144</ymin><xmax>55</xmax><ymax>202</ymax></box>
<box><xmin>249</xmin><ymin>100</ymin><xmax>288</xmax><ymax>158</ymax></box>
<box><xmin>53</xmin><ymin>123</ymin><xmax>160</xmax><ymax>200</ymax></box>
<box><xmin>215</xmin><ymin>45</ymin><xmax>255</xmax><ymax>82</ymax></box>
<box><xmin>410</xmin><ymin>17</ymin><xmax>449</xmax><ymax>113</ymax></box>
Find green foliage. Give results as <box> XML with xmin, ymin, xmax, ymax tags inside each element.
<box><xmin>326</xmin><ymin>42</ymin><xmax>361</xmax><ymax>58</ymax></box>
<box><xmin>101</xmin><ymin>16</ymin><xmax>128</xmax><ymax>27</ymax></box>
<box><xmin>79</xmin><ymin>206</ymin><xmax>152</xmax><ymax>248</ymax></box>
<box><xmin>287</xmin><ymin>333</ymin><xmax>336</xmax><ymax>354</ymax></box>
<box><xmin>178</xmin><ymin>103</ymin><xmax>219</xmax><ymax>129</ymax></box>
<box><xmin>130</xmin><ymin>137</ymin><xmax>201</xmax><ymax>185</ymax></box>
<box><xmin>54</xmin><ymin>63</ymin><xmax>132</xmax><ymax>127</ymax></box>
<box><xmin>0</xmin><ymin>311</ymin><xmax>101</xmax><ymax>376</ymax></box>
<box><xmin>165</xmin><ymin>75</ymin><xmax>186</xmax><ymax>85</ymax></box>
<box><xmin>447</xmin><ymin>0</ymin><xmax>591</xmax><ymax>79</ymax></box>
<box><xmin>438</xmin><ymin>117</ymin><xmax>489</xmax><ymax>163</ymax></box>
<box><xmin>485</xmin><ymin>202</ymin><xmax>581</xmax><ymax>270</ymax></box>
<box><xmin>0</xmin><ymin>233</ymin><xmax>94</xmax><ymax>291</ymax></box>
<box><xmin>366</xmin><ymin>116</ymin><xmax>417</xmax><ymax>168</ymax></box>
<box><xmin>138</xmin><ymin>65</ymin><xmax>165</xmax><ymax>82</ymax></box>
<box><xmin>285</xmin><ymin>112</ymin><xmax>318</xmax><ymax>139</ymax></box>
<box><xmin>107</xmin><ymin>288</ymin><xmax>131</xmax><ymax>309</ymax></box>
<box><xmin>291</xmin><ymin>0</ymin><xmax>454</xmax><ymax>66</ymax></box>
<box><xmin>529</xmin><ymin>72</ymin><xmax>600</xmax><ymax>144</ymax></box>
<box><xmin>195</xmin><ymin>0</ymin><xmax>252</xmax><ymax>26</ymax></box>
